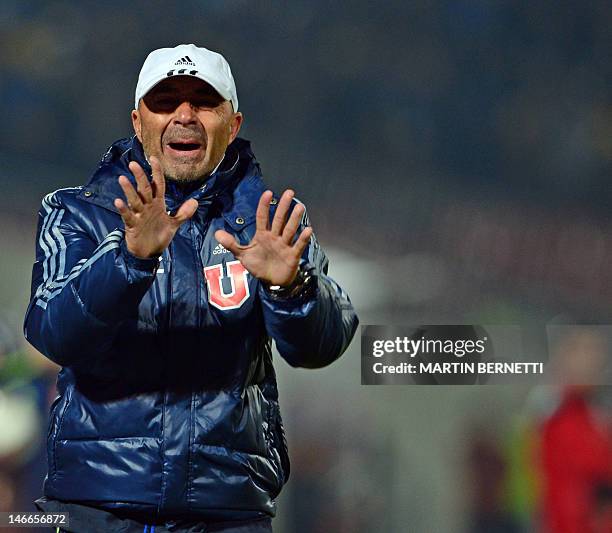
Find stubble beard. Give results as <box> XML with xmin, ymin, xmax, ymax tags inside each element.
<box><xmin>162</xmin><ymin>160</ymin><xmax>210</xmax><ymax>183</ymax></box>
<box><xmin>141</xmin><ymin>138</ymin><xmax>212</xmax><ymax>183</ymax></box>
<box><xmin>141</xmin><ymin>123</ymin><xmax>214</xmax><ymax>183</ymax></box>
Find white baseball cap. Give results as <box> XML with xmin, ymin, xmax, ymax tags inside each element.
<box><xmin>134</xmin><ymin>44</ymin><xmax>238</xmax><ymax>111</ymax></box>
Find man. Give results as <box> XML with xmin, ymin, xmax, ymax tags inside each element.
<box><xmin>23</xmin><ymin>44</ymin><xmax>358</xmax><ymax>533</ymax></box>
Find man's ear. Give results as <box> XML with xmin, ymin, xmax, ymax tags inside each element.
<box><xmin>229</xmin><ymin>112</ymin><xmax>243</xmax><ymax>144</ymax></box>
<box><xmin>131</xmin><ymin>108</ymin><xmax>142</xmax><ymax>142</ymax></box>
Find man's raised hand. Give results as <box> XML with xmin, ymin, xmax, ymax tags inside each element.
<box><xmin>114</xmin><ymin>156</ymin><xmax>198</xmax><ymax>259</ymax></box>
<box><xmin>214</xmin><ymin>190</ymin><xmax>313</xmax><ymax>287</ymax></box>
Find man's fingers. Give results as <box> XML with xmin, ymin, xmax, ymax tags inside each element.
<box><xmin>214</xmin><ymin>230</ymin><xmax>242</xmax><ymax>256</ymax></box>
<box><xmin>118</xmin><ymin>175</ymin><xmax>144</xmax><ymax>211</ymax></box>
<box><xmin>255</xmin><ymin>190</ymin><xmax>272</xmax><ymax>232</ymax></box>
<box><xmin>149</xmin><ymin>156</ymin><xmax>166</xmax><ymax>199</ymax></box>
<box><xmin>172</xmin><ymin>198</ymin><xmax>198</xmax><ymax>225</ymax></box>
<box><xmin>114</xmin><ymin>198</ymin><xmax>135</xmax><ymax>226</ymax></box>
<box><xmin>129</xmin><ymin>161</ymin><xmax>153</xmax><ymax>203</ymax></box>
<box><xmin>282</xmin><ymin>202</ymin><xmax>305</xmax><ymax>244</ymax></box>
<box><xmin>292</xmin><ymin>226</ymin><xmax>313</xmax><ymax>256</ymax></box>
<box><xmin>270</xmin><ymin>189</ymin><xmax>294</xmax><ymax>235</ymax></box>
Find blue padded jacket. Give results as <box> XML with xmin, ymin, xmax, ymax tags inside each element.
<box><xmin>23</xmin><ymin>136</ymin><xmax>358</xmax><ymax>522</ymax></box>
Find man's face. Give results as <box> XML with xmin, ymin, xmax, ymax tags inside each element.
<box><xmin>132</xmin><ymin>76</ymin><xmax>242</xmax><ymax>182</ymax></box>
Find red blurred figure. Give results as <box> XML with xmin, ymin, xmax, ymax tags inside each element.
<box><xmin>541</xmin><ymin>388</ymin><xmax>612</xmax><ymax>532</ymax></box>
<box><xmin>540</xmin><ymin>329</ymin><xmax>612</xmax><ymax>533</ymax></box>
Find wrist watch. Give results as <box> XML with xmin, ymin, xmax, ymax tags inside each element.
<box><xmin>264</xmin><ymin>263</ymin><xmax>316</xmax><ymax>300</ymax></box>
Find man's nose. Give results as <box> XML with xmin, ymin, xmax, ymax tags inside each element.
<box><xmin>173</xmin><ymin>101</ymin><xmax>197</xmax><ymax>125</ymax></box>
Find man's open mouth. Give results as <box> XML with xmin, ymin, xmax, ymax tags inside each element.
<box><xmin>168</xmin><ymin>142</ymin><xmax>202</xmax><ymax>152</ymax></box>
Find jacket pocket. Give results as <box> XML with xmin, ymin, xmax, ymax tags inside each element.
<box><xmin>50</xmin><ymin>388</ymin><xmax>72</xmax><ymax>480</ymax></box>
<box><xmin>262</xmin><ymin>391</ymin><xmax>275</xmax><ymax>451</ymax></box>
<box><xmin>270</xmin><ymin>402</ymin><xmax>290</xmax><ymax>485</ymax></box>
<box><xmin>46</xmin><ymin>395</ymin><xmax>61</xmax><ymax>442</ymax></box>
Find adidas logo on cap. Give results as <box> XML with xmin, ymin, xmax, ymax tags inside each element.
<box><xmin>175</xmin><ymin>55</ymin><xmax>196</xmax><ymax>67</ymax></box>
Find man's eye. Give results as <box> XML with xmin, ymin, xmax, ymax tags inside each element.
<box><xmin>193</xmin><ymin>97</ymin><xmax>222</xmax><ymax>108</ymax></box>
<box><xmin>156</xmin><ymin>98</ymin><xmax>177</xmax><ymax>108</ymax></box>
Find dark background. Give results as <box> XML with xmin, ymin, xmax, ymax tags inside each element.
<box><xmin>1</xmin><ymin>2</ymin><xmax>611</xmax><ymax>531</ymax></box>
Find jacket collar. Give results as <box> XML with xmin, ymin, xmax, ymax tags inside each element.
<box><xmin>78</xmin><ymin>135</ymin><xmax>254</xmax><ymax>215</ymax></box>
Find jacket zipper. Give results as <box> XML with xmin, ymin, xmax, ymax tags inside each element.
<box><xmin>185</xmin><ymin>216</ymin><xmax>210</xmax><ymax>506</ymax></box>
<box><xmin>158</xmin><ymin>239</ymin><xmax>173</xmax><ymax>514</ymax></box>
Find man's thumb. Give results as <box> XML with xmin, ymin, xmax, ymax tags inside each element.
<box><xmin>173</xmin><ymin>198</ymin><xmax>199</xmax><ymax>224</ymax></box>
<box><xmin>214</xmin><ymin>230</ymin><xmax>240</xmax><ymax>255</ymax></box>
